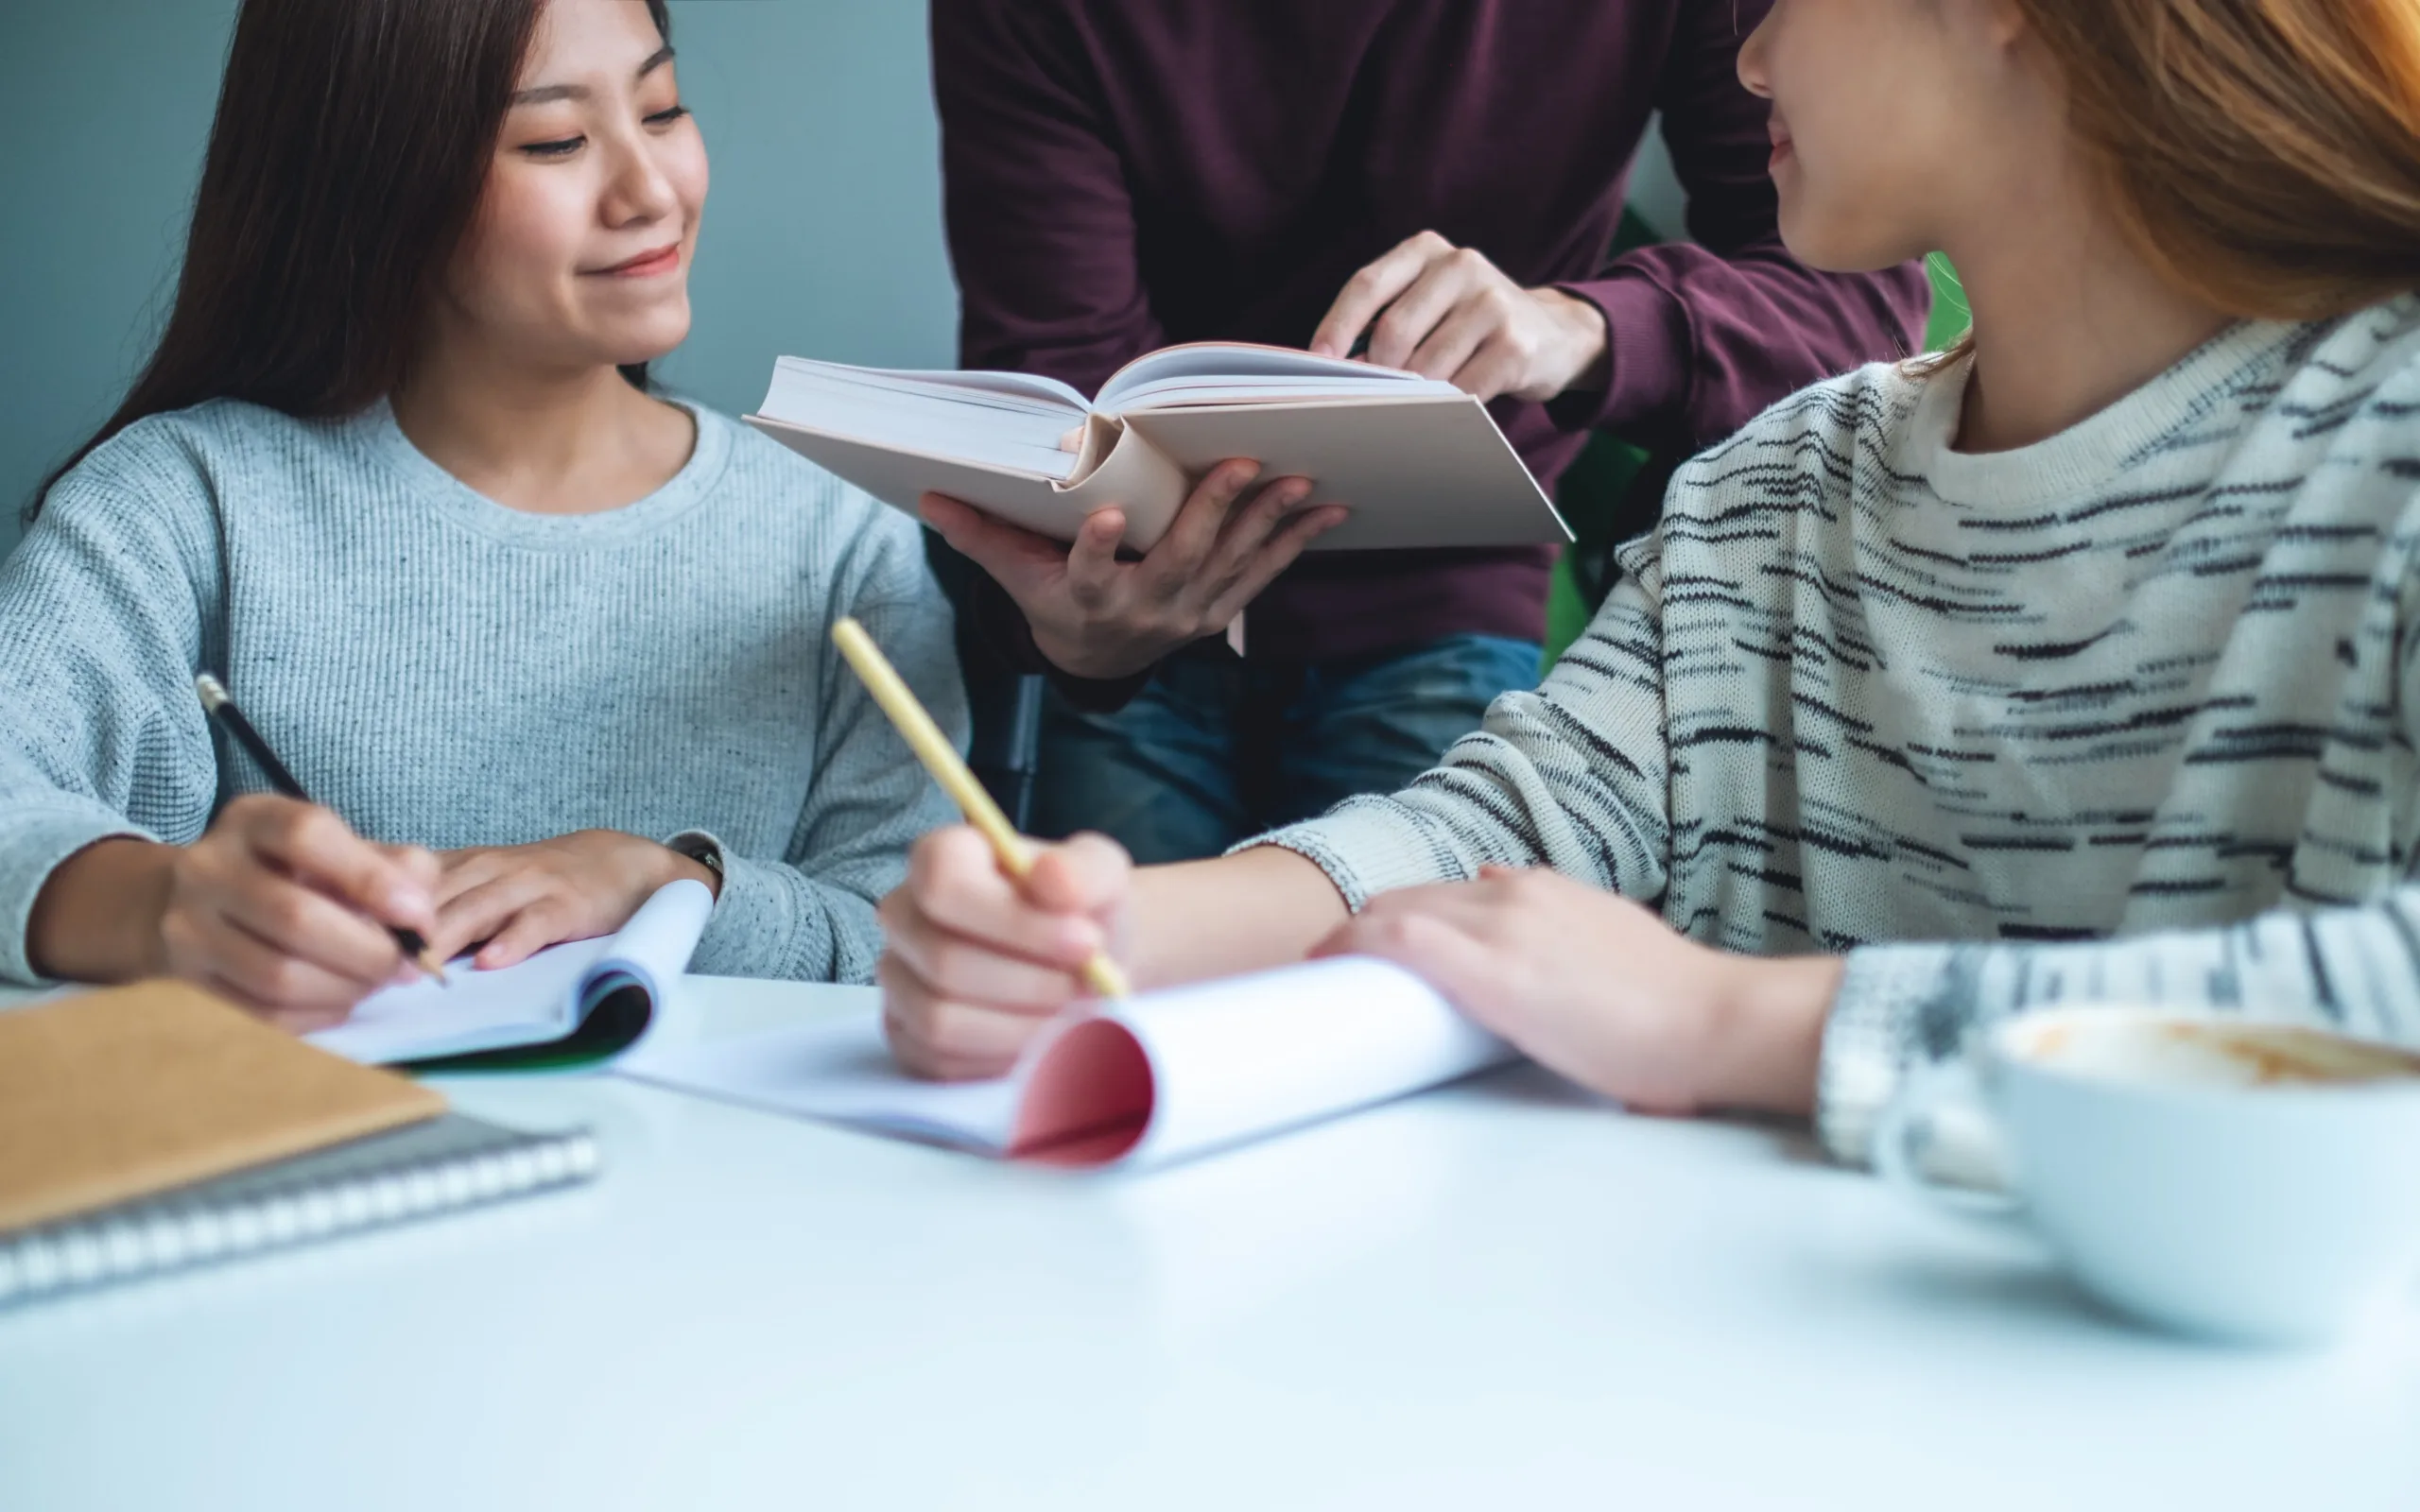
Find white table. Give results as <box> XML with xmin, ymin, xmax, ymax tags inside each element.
<box><xmin>2</xmin><ymin>979</ymin><xmax>2414</xmax><ymax>1511</ymax></box>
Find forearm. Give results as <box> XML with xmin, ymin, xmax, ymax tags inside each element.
<box><xmin>1697</xmin><ymin>954</ymin><xmax>1842</xmax><ymax>1118</ymax></box>
<box><xmin>25</xmin><ymin>837</ymin><xmax>172</xmax><ymax>984</ymax></box>
<box><xmin>1129</xmin><ymin>847</ymin><xmax>1349</xmax><ymax>990</ymax></box>
<box><xmin>1818</xmin><ymin>894</ymin><xmax>2420</xmax><ymax>1165</ymax></box>
<box><xmin>1558</xmin><ymin>253</ymin><xmax>1930</xmax><ymax>445</ymax></box>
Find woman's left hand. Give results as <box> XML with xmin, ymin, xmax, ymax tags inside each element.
<box><xmin>425</xmin><ymin>831</ymin><xmax>717</xmax><ymax>971</ymax></box>
<box><xmin>1312</xmin><ymin>866</ymin><xmax>1843</xmax><ymax>1116</ymax></box>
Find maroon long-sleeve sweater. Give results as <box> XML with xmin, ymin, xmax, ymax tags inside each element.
<box><xmin>932</xmin><ymin>0</ymin><xmax>1930</xmax><ymax>666</ymax></box>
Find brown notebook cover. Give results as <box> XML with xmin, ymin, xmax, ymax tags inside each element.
<box><xmin>0</xmin><ymin>982</ymin><xmax>444</xmax><ymax>1234</ymax></box>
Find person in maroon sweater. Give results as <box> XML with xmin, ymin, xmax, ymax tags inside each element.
<box><xmin>925</xmin><ymin>0</ymin><xmax>1930</xmax><ymax>863</ymax></box>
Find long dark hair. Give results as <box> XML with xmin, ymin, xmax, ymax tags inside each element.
<box><xmin>29</xmin><ymin>0</ymin><xmax>672</xmax><ymax>520</ymax></box>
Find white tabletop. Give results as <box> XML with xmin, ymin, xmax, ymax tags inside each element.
<box><xmin>2</xmin><ymin>978</ymin><xmax>2414</xmax><ymax>1511</ymax></box>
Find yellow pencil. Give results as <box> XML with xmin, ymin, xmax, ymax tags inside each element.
<box><xmin>831</xmin><ymin>617</ymin><xmax>1132</xmax><ymax>1000</ymax></box>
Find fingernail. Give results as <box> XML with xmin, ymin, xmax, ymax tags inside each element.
<box><xmin>389</xmin><ymin>885</ymin><xmax>432</xmax><ymax>918</ymax></box>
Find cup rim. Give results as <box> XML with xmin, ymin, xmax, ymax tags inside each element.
<box><xmin>1986</xmin><ymin>1005</ymin><xmax>2420</xmax><ymax>1107</ymax></box>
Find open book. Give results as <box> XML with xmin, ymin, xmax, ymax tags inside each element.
<box><xmin>745</xmin><ymin>343</ymin><xmax>1572</xmax><ymax>554</ymax></box>
<box><xmin>626</xmin><ymin>956</ymin><xmax>1517</xmax><ymax>1170</ymax></box>
<box><xmin>306</xmin><ymin>880</ymin><xmax>713</xmax><ymax>1068</ymax></box>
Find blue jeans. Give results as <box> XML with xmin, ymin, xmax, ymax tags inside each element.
<box><xmin>1032</xmin><ymin>635</ymin><xmax>1543</xmax><ymax>864</ymax></box>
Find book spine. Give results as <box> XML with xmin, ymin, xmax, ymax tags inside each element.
<box><xmin>0</xmin><ymin>1132</ymin><xmax>600</xmax><ymax>1308</ymax></box>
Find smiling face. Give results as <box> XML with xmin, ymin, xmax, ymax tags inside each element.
<box><xmin>1736</xmin><ymin>0</ymin><xmax>2038</xmax><ymax>274</ymax></box>
<box><xmin>434</xmin><ymin>0</ymin><xmax>707</xmax><ymax>375</ymax></box>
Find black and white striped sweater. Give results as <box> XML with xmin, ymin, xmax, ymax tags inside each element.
<box><xmin>1265</xmin><ymin>297</ymin><xmax>2420</xmax><ymax>1163</ymax></box>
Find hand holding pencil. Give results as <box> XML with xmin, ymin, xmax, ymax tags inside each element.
<box><xmin>834</xmin><ymin>617</ymin><xmax>1132</xmax><ymax>1006</ymax></box>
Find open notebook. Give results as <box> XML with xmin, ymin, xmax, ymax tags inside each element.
<box><xmin>626</xmin><ymin>956</ymin><xmax>1517</xmax><ymax>1170</ymax></box>
<box><xmin>746</xmin><ymin>342</ymin><xmax>1571</xmax><ymax>555</ymax></box>
<box><xmin>307</xmin><ymin>880</ymin><xmax>713</xmax><ymax>1068</ymax></box>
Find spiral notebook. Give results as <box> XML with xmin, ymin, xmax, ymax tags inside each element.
<box><xmin>0</xmin><ymin>982</ymin><xmax>598</xmax><ymax>1308</ymax></box>
<box><xmin>0</xmin><ymin>1112</ymin><xmax>598</xmax><ymax>1307</ymax></box>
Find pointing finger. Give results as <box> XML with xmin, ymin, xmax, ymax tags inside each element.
<box><xmin>1310</xmin><ymin>230</ymin><xmax>1453</xmax><ymax>358</ymax></box>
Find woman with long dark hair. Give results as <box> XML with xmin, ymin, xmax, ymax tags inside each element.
<box><xmin>2</xmin><ymin>0</ymin><xmax>962</xmax><ymax>1023</ymax></box>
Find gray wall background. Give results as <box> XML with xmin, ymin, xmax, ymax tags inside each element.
<box><xmin>0</xmin><ymin>0</ymin><xmax>959</xmax><ymax>557</ymax></box>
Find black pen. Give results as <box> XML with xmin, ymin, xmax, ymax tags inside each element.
<box><xmin>193</xmin><ymin>673</ymin><xmax>448</xmax><ymax>986</ymax></box>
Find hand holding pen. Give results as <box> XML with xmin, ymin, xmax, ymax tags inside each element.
<box><xmin>61</xmin><ymin>674</ymin><xmax>449</xmax><ymax>1031</ymax></box>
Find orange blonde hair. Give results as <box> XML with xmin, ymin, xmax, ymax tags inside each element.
<box><xmin>2017</xmin><ymin>0</ymin><xmax>2420</xmax><ymax>319</ymax></box>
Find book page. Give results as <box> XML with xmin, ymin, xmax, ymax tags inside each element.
<box><xmin>757</xmin><ymin>357</ymin><xmax>1084</xmax><ymax>480</ymax></box>
<box><xmin>1097</xmin><ymin>342</ymin><xmax>1456</xmax><ymax>411</ymax></box>
<box><xmin>308</xmin><ymin>880</ymin><xmax>714</xmax><ymax>1065</ymax></box>
<box><xmin>1109</xmin><ymin>374</ymin><xmax>1464</xmax><ymax>412</ymax></box>
<box><xmin>308</xmin><ymin>937</ymin><xmax>607</xmax><ymax>1065</ymax></box>
<box><xmin>582</xmin><ymin>879</ymin><xmax>715</xmax><ymax>1016</ymax></box>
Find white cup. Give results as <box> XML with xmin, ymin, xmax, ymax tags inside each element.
<box><xmin>1874</xmin><ymin>1005</ymin><xmax>2420</xmax><ymax>1346</ymax></box>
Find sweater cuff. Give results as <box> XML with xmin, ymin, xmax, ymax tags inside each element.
<box><xmin>665</xmin><ymin>828</ymin><xmax>790</xmax><ymax>978</ymax></box>
<box><xmin>1547</xmin><ymin>273</ymin><xmax>1692</xmax><ymax>436</ymax></box>
<box><xmin>970</xmin><ymin>573</ymin><xmax>1155</xmax><ymax>714</ymax></box>
<box><xmin>1815</xmin><ymin>941</ymin><xmax>1960</xmax><ymax>1168</ymax></box>
<box><xmin>0</xmin><ymin>808</ymin><xmax>152</xmax><ymax>986</ymax></box>
<box><xmin>1236</xmin><ymin>797</ymin><xmax>1467</xmax><ymax>913</ymax></box>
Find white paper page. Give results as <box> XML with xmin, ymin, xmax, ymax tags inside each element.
<box><xmin>624</xmin><ymin>1013</ymin><xmax>1024</xmax><ymax>1153</ymax></box>
<box><xmin>1108</xmin><ymin>374</ymin><xmax>1462</xmax><ymax>412</ymax></box>
<box><xmin>1112</xmin><ymin>956</ymin><xmax>1514</xmax><ymax>1168</ymax></box>
<box><xmin>1098</xmin><ymin>342</ymin><xmax>1421</xmax><ymax>405</ymax></box>
<box><xmin>779</xmin><ymin>364</ymin><xmax>1080</xmax><ymax>418</ymax></box>
<box><xmin>757</xmin><ymin>358</ymin><xmax>1082</xmax><ymax>479</ymax></box>
<box><xmin>770</xmin><ymin>357</ymin><xmax>1093</xmax><ymax>412</ymax></box>
<box><xmin>588</xmin><ymin>879</ymin><xmax>715</xmax><ymax>1011</ymax></box>
<box><xmin>308</xmin><ymin>880</ymin><xmax>715</xmax><ymax>1065</ymax></box>
<box><xmin>629</xmin><ymin>955</ymin><xmax>1510</xmax><ymax>1170</ymax></box>
<box><xmin>308</xmin><ymin>936</ymin><xmax>606</xmax><ymax>1064</ymax></box>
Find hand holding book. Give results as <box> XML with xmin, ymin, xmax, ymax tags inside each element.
<box><xmin>918</xmin><ymin>458</ymin><xmax>1343</xmax><ymax>681</ymax></box>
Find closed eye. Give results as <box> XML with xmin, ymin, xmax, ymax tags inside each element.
<box><xmin>644</xmin><ymin>104</ymin><xmax>690</xmax><ymax>127</ymax></box>
<box><xmin>519</xmin><ymin>135</ymin><xmax>584</xmax><ymax>159</ymax></box>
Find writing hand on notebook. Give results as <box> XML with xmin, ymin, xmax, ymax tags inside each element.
<box><xmin>1314</xmin><ymin>867</ymin><xmax>1841</xmax><ymax>1117</ymax></box>
<box><xmin>423</xmin><ymin>830</ymin><xmax>720</xmax><ymax>972</ymax></box>
<box><xmin>1311</xmin><ymin>231</ymin><xmax>1610</xmax><ymax>404</ymax></box>
<box><xmin>918</xmin><ymin>458</ymin><xmax>1347</xmax><ymax>680</ymax></box>
<box><xmin>877</xmin><ymin>828</ymin><xmax>1133</xmax><ymax>1078</ymax></box>
<box><xmin>27</xmin><ymin>796</ymin><xmax>441</xmax><ymax>1032</ymax></box>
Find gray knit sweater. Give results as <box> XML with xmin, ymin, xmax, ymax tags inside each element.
<box><xmin>1262</xmin><ymin>298</ymin><xmax>2420</xmax><ymax>1164</ymax></box>
<box><xmin>0</xmin><ymin>398</ymin><xmax>965</xmax><ymax>987</ymax></box>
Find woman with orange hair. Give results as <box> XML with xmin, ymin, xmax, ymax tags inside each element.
<box><xmin>876</xmin><ymin>0</ymin><xmax>2420</xmax><ymax>1162</ymax></box>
